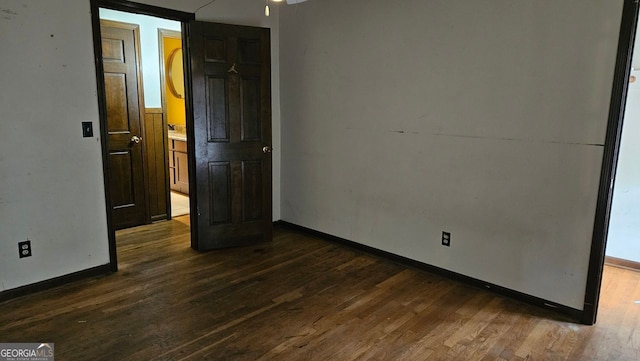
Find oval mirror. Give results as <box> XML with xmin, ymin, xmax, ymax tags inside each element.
<box><xmin>167</xmin><ymin>48</ymin><xmax>184</xmax><ymax>99</ymax></box>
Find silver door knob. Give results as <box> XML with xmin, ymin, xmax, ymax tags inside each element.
<box><xmin>263</xmin><ymin>145</ymin><xmax>272</xmax><ymax>153</ymax></box>
<box><xmin>131</xmin><ymin>135</ymin><xmax>142</xmax><ymax>144</ymax></box>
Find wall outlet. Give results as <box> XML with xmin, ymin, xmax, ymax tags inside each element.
<box><xmin>442</xmin><ymin>232</ymin><xmax>451</xmax><ymax>247</ymax></box>
<box><xmin>18</xmin><ymin>240</ymin><xmax>32</xmax><ymax>258</ymax></box>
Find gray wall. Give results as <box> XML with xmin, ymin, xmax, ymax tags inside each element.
<box><xmin>0</xmin><ymin>0</ymin><xmax>111</xmax><ymax>291</ymax></box>
<box><xmin>0</xmin><ymin>0</ymin><xmax>281</xmax><ymax>292</ymax></box>
<box><xmin>279</xmin><ymin>0</ymin><xmax>622</xmax><ymax>309</ymax></box>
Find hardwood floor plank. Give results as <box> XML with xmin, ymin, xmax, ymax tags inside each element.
<box><xmin>1</xmin><ymin>217</ymin><xmax>640</xmax><ymax>360</ymax></box>
<box><xmin>443</xmin><ymin>297</ymin><xmax>503</xmax><ymax>348</ymax></box>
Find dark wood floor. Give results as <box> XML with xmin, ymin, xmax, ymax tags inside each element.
<box><xmin>1</xmin><ymin>216</ymin><xmax>640</xmax><ymax>360</ymax></box>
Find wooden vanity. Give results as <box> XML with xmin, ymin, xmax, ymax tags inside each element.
<box><xmin>168</xmin><ymin>131</ymin><xmax>189</xmax><ymax>195</ymax></box>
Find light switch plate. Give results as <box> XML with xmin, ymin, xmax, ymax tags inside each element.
<box><xmin>82</xmin><ymin>121</ymin><xmax>93</xmax><ymax>137</ymax></box>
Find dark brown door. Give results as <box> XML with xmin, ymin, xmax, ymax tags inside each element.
<box><xmin>101</xmin><ymin>20</ymin><xmax>147</xmax><ymax>230</ymax></box>
<box><xmin>189</xmin><ymin>21</ymin><xmax>272</xmax><ymax>250</ymax></box>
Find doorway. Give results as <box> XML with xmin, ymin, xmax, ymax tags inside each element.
<box><xmin>158</xmin><ymin>28</ymin><xmax>191</xmax><ymax>217</ymax></box>
<box><xmin>90</xmin><ymin>0</ymin><xmax>195</xmax><ymax>271</ymax></box>
<box><xmin>91</xmin><ymin>0</ymin><xmax>274</xmax><ymax>270</ymax></box>
<box><xmin>583</xmin><ymin>0</ymin><xmax>640</xmax><ymax>325</ymax></box>
<box><xmin>99</xmin><ymin>8</ymin><xmax>189</xmax><ymax>224</ymax></box>
<box><xmin>605</xmin><ymin>20</ymin><xmax>640</xmax><ymax>270</ymax></box>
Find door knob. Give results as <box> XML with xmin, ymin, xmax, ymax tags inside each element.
<box><xmin>131</xmin><ymin>135</ymin><xmax>143</xmax><ymax>144</ymax></box>
<box><xmin>262</xmin><ymin>145</ymin><xmax>272</xmax><ymax>154</ymax></box>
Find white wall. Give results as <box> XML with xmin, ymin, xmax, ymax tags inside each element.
<box><xmin>99</xmin><ymin>8</ymin><xmax>181</xmax><ymax>108</ymax></box>
<box><xmin>0</xmin><ymin>0</ymin><xmax>110</xmax><ymax>291</ymax></box>
<box><xmin>279</xmin><ymin>0</ymin><xmax>622</xmax><ymax>309</ymax></box>
<box><xmin>607</xmin><ymin>24</ymin><xmax>640</xmax><ymax>262</ymax></box>
<box><xmin>0</xmin><ymin>0</ymin><xmax>281</xmax><ymax>293</ymax></box>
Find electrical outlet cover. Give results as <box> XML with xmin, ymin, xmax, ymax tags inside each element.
<box><xmin>442</xmin><ymin>231</ymin><xmax>451</xmax><ymax>247</ymax></box>
<box><xmin>18</xmin><ymin>240</ymin><xmax>32</xmax><ymax>258</ymax></box>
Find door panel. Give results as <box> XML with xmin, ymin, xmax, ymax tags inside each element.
<box><xmin>189</xmin><ymin>21</ymin><xmax>272</xmax><ymax>250</ymax></box>
<box><xmin>104</xmin><ymin>73</ymin><xmax>130</xmax><ymax>132</ymax></box>
<box><xmin>209</xmin><ymin>162</ymin><xmax>232</xmax><ymax>225</ymax></box>
<box><xmin>242</xmin><ymin>160</ymin><xmax>263</xmax><ymax>221</ymax></box>
<box><xmin>109</xmin><ymin>151</ymin><xmax>135</xmax><ymax>207</ymax></box>
<box><xmin>101</xmin><ymin>21</ymin><xmax>147</xmax><ymax>230</ymax></box>
<box><xmin>206</xmin><ymin>76</ymin><xmax>229</xmax><ymax>141</ymax></box>
<box><xmin>238</xmin><ymin>39</ymin><xmax>260</xmax><ymax>64</ymax></box>
<box><xmin>102</xmin><ymin>37</ymin><xmax>125</xmax><ymax>62</ymax></box>
<box><xmin>240</xmin><ymin>77</ymin><xmax>261</xmax><ymax>141</ymax></box>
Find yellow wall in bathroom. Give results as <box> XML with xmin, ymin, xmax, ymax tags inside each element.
<box><xmin>164</xmin><ymin>37</ymin><xmax>185</xmax><ymax>127</ymax></box>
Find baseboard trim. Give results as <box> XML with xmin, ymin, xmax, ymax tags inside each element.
<box><xmin>606</xmin><ymin>256</ymin><xmax>640</xmax><ymax>271</ymax></box>
<box><xmin>275</xmin><ymin>220</ymin><xmax>584</xmax><ymax>323</ymax></box>
<box><xmin>151</xmin><ymin>214</ymin><xmax>169</xmax><ymax>223</ymax></box>
<box><xmin>0</xmin><ymin>264</ymin><xmax>113</xmax><ymax>303</ymax></box>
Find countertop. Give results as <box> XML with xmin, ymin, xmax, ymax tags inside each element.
<box><xmin>168</xmin><ymin>130</ymin><xmax>187</xmax><ymax>142</ymax></box>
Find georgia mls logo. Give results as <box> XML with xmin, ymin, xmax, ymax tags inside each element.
<box><xmin>37</xmin><ymin>344</ymin><xmax>53</xmax><ymax>355</ymax></box>
<box><xmin>0</xmin><ymin>343</ymin><xmax>54</xmax><ymax>361</ymax></box>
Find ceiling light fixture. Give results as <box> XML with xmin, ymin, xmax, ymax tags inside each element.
<box><xmin>265</xmin><ymin>0</ymin><xmax>308</xmax><ymax>16</ymax></box>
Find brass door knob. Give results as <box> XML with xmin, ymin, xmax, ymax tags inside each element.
<box><xmin>131</xmin><ymin>135</ymin><xmax>143</xmax><ymax>144</ymax></box>
<box><xmin>263</xmin><ymin>145</ymin><xmax>272</xmax><ymax>154</ymax></box>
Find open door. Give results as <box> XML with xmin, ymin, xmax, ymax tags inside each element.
<box><xmin>188</xmin><ymin>21</ymin><xmax>272</xmax><ymax>250</ymax></box>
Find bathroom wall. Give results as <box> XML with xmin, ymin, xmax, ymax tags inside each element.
<box><xmin>163</xmin><ymin>36</ymin><xmax>186</xmax><ymax>126</ymax></box>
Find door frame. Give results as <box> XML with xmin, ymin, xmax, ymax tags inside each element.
<box><xmin>158</xmin><ymin>27</ymin><xmax>183</xmax><ymax>221</ymax></box>
<box><xmin>90</xmin><ymin>0</ymin><xmax>194</xmax><ymax>272</ymax></box>
<box><xmin>583</xmin><ymin>0</ymin><xmax>639</xmax><ymax>325</ymax></box>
